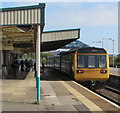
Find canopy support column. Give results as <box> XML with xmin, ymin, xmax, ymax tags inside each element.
<box><xmin>36</xmin><ymin>25</ymin><xmax>41</xmax><ymax>104</ymax></box>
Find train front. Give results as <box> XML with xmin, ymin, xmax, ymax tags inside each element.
<box><xmin>74</xmin><ymin>47</ymin><xmax>109</xmax><ymax>89</ymax></box>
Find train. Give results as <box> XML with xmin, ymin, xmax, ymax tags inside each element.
<box><xmin>47</xmin><ymin>47</ymin><xmax>109</xmax><ymax>89</ymax></box>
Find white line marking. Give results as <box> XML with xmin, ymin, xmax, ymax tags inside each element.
<box><xmin>72</xmin><ymin>81</ymin><xmax>120</xmax><ymax>109</ymax></box>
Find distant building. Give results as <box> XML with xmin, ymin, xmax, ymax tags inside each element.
<box><xmin>47</xmin><ymin>40</ymin><xmax>90</xmax><ymax>54</ymax></box>
<box><xmin>62</xmin><ymin>40</ymin><xmax>89</xmax><ymax>49</ymax></box>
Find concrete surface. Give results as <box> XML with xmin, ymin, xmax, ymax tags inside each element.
<box><xmin>2</xmin><ymin>68</ymin><xmax>118</xmax><ymax>112</ymax></box>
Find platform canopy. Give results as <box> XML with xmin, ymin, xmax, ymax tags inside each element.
<box><xmin>0</xmin><ymin>3</ymin><xmax>45</xmax><ymax>52</ymax></box>
<box><xmin>1</xmin><ymin>3</ymin><xmax>45</xmax><ymax>26</ymax></box>
<box><xmin>1</xmin><ymin>25</ymin><xmax>37</xmax><ymax>52</ymax></box>
<box><xmin>1</xmin><ymin>27</ymin><xmax>80</xmax><ymax>52</ymax></box>
<box><xmin>41</xmin><ymin>28</ymin><xmax>80</xmax><ymax>51</ymax></box>
<box><xmin>1</xmin><ymin>4</ymin><xmax>80</xmax><ymax>52</ymax></box>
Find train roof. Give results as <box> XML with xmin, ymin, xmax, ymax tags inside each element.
<box><xmin>59</xmin><ymin>47</ymin><xmax>107</xmax><ymax>55</ymax></box>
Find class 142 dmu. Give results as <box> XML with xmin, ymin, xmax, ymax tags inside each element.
<box><xmin>47</xmin><ymin>47</ymin><xmax>109</xmax><ymax>90</ymax></box>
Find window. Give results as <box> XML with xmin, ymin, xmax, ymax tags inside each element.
<box><xmin>77</xmin><ymin>55</ymin><xmax>85</xmax><ymax>68</ymax></box>
<box><xmin>98</xmin><ymin>55</ymin><xmax>106</xmax><ymax>68</ymax></box>
<box><xmin>88</xmin><ymin>56</ymin><xmax>95</xmax><ymax>68</ymax></box>
<box><xmin>77</xmin><ymin>55</ymin><xmax>106</xmax><ymax>68</ymax></box>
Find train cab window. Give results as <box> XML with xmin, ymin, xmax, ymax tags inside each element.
<box><xmin>88</xmin><ymin>56</ymin><xmax>95</xmax><ymax>68</ymax></box>
<box><xmin>98</xmin><ymin>55</ymin><xmax>106</xmax><ymax>68</ymax></box>
<box><xmin>77</xmin><ymin>55</ymin><xmax>85</xmax><ymax>68</ymax></box>
<box><xmin>77</xmin><ymin>55</ymin><xmax>107</xmax><ymax>68</ymax></box>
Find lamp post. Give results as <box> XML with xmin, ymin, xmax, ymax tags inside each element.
<box><xmin>92</xmin><ymin>41</ymin><xmax>103</xmax><ymax>48</ymax></box>
<box><xmin>113</xmin><ymin>39</ymin><xmax>115</xmax><ymax>67</ymax></box>
<box><xmin>111</xmin><ymin>39</ymin><xmax>115</xmax><ymax>67</ymax></box>
<box><xmin>98</xmin><ymin>41</ymin><xmax>103</xmax><ymax>48</ymax></box>
<box><xmin>102</xmin><ymin>38</ymin><xmax>112</xmax><ymax>50</ymax></box>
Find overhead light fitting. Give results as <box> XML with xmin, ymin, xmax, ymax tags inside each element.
<box><xmin>16</xmin><ymin>25</ymin><xmax>32</xmax><ymax>32</ymax></box>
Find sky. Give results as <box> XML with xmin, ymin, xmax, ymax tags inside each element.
<box><xmin>1</xmin><ymin>1</ymin><xmax>119</xmax><ymax>55</ymax></box>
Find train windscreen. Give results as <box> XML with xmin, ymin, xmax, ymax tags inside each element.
<box><xmin>77</xmin><ymin>55</ymin><xmax>106</xmax><ymax>68</ymax></box>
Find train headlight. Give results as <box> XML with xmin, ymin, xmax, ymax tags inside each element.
<box><xmin>100</xmin><ymin>70</ymin><xmax>107</xmax><ymax>74</ymax></box>
<box><xmin>77</xmin><ymin>70</ymin><xmax>84</xmax><ymax>73</ymax></box>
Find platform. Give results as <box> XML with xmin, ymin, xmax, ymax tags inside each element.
<box><xmin>1</xmin><ymin>68</ymin><xmax>119</xmax><ymax>112</ymax></box>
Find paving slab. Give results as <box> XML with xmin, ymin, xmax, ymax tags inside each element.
<box><xmin>3</xmin><ymin>103</ymin><xmax>38</xmax><ymax>111</ymax></box>
<box><xmin>46</xmin><ymin>105</ymin><xmax>79</xmax><ymax>111</ymax></box>
<box><xmin>74</xmin><ymin>105</ymin><xmax>90</xmax><ymax>112</ymax></box>
<box><xmin>58</xmin><ymin>96</ymin><xmax>81</xmax><ymax>105</ymax></box>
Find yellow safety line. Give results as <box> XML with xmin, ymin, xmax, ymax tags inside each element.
<box><xmin>60</xmin><ymin>81</ymin><xmax>104</xmax><ymax>112</ymax></box>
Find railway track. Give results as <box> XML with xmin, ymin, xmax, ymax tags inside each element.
<box><xmin>78</xmin><ymin>80</ymin><xmax>120</xmax><ymax>106</ymax></box>
<box><xmin>105</xmin><ymin>86</ymin><xmax>120</xmax><ymax>95</ymax></box>
<box><xmin>91</xmin><ymin>74</ymin><xmax>120</xmax><ymax>106</ymax></box>
<box><xmin>76</xmin><ymin>81</ymin><xmax>120</xmax><ymax>106</ymax></box>
<box><xmin>106</xmin><ymin>82</ymin><xmax>120</xmax><ymax>91</ymax></box>
<box><xmin>106</xmin><ymin>74</ymin><xmax>120</xmax><ymax>90</ymax></box>
<box><xmin>94</xmin><ymin>89</ymin><xmax>120</xmax><ymax>106</ymax></box>
<box><xmin>73</xmin><ymin>77</ymin><xmax>120</xmax><ymax>106</ymax></box>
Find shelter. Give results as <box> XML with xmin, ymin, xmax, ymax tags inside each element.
<box><xmin>1</xmin><ymin>3</ymin><xmax>45</xmax><ymax>104</ymax></box>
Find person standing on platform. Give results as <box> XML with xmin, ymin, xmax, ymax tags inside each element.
<box><xmin>25</xmin><ymin>59</ymin><xmax>30</xmax><ymax>71</ymax></box>
<box><xmin>11</xmin><ymin>58</ymin><xmax>19</xmax><ymax>79</ymax></box>
<box><xmin>34</xmin><ymin>62</ymin><xmax>36</xmax><ymax>77</ymax></box>
<box><xmin>20</xmin><ymin>60</ymin><xmax>24</xmax><ymax>71</ymax></box>
<box><xmin>29</xmin><ymin>59</ymin><xmax>33</xmax><ymax>71</ymax></box>
<box><xmin>42</xmin><ymin>62</ymin><xmax>45</xmax><ymax>73</ymax></box>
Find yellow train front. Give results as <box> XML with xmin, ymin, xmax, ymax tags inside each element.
<box><xmin>47</xmin><ymin>47</ymin><xmax>109</xmax><ymax>89</ymax></box>
<box><xmin>74</xmin><ymin>47</ymin><xmax>109</xmax><ymax>89</ymax></box>
<box><xmin>75</xmin><ymin>47</ymin><xmax>109</xmax><ymax>80</ymax></box>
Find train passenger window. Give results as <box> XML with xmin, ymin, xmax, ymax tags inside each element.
<box><xmin>77</xmin><ymin>55</ymin><xmax>85</xmax><ymax>68</ymax></box>
<box><xmin>88</xmin><ymin>56</ymin><xmax>95</xmax><ymax>68</ymax></box>
<box><xmin>98</xmin><ymin>55</ymin><xmax>106</xmax><ymax>68</ymax></box>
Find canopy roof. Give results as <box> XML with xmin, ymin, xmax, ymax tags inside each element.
<box><xmin>1</xmin><ymin>3</ymin><xmax>45</xmax><ymax>52</ymax></box>
<box><xmin>0</xmin><ymin>3</ymin><xmax>45</xmax><ymax>26</ymax></box>
<box><xmin>1</xmin><ymin>4</ymin><xmax>80</xmax><ymax>53</ymax></box>
<box><xmin>1</xmin><ymin>25</ymin><xmax>36</xmax><ymax>52</ymax></box>
<box><xmin>42</xmin><ymin>28</ymin><xmax>80</xmax><ymax>51</ymax></box>
<box><xmin>1</xmin><ymin>27</ymin><xmax>80</xmax><ymax>52</ymax></box>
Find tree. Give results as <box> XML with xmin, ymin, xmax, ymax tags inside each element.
<box><xmin>109</xmin><ymin>56</ymin><xmax>113</xmax><ymax>67</ymax></box>
<box><xmin>41</xmin><ymin>52</ymin><xmax>53</xmax><ymax>59</ymax></box>
<box><xmin>41</xmin><ymin>52</ymin><xmax>53</xmax><ymax>65</ymax></box>
<box><xmin>115</xmin><ymin>56</ymin><xmax>120</xmax><ymax>67</ymax></box>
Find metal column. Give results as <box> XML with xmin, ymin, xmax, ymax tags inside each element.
<box><xmin>36</xmin><ymin>25</ymin><xmax>41</xmax><ymax>104</ymax></box>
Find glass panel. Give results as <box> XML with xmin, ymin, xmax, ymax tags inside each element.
<box><xmin>98</xmin><ymin>55</ymin><xmax>106</xmax><ymax>68</ymax></box>
<box><xmin>77</xmin><ymin>55</ymin><xmax>106</xmax><ymax>68</ymax></box>
<box><xmin>88</xmin><ymin>56</ymin><xmax>95</xmax><ymax>68</ymax></box>
<box><xmin>77</xmin><ymin>55</ymin><xmax>85</xmax><ymax>68</ymax></box>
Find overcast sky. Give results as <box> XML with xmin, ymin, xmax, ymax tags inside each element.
<box><xmin>1</xmin><ymin>1</ymin><xmax>119</xmax><ymax>54</ymax></box>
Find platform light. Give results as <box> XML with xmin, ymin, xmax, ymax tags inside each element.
<box><xmin>17</xmin><ymin>25</ymin><xmax>32</xmax><ymax>32</ymax></box>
